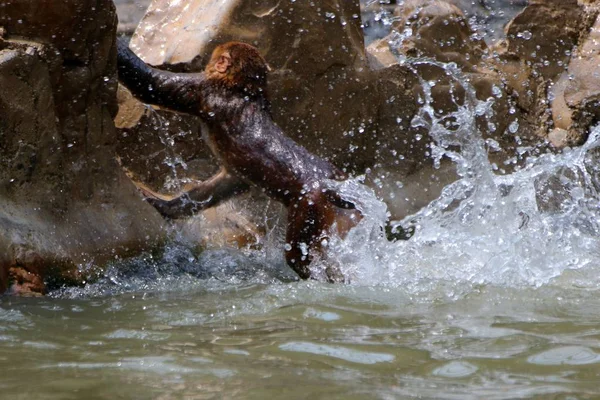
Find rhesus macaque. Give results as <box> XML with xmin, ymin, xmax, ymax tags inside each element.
<box><xmin>116</xmin><ymin>40</ymin><xmax>366</xmax><ymax>282</ymax></box>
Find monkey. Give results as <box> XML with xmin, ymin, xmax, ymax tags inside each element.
<box><xmin>116</xmin><ymin>39</ymin><xmax>408</xmax><ymax>282</ymax></box>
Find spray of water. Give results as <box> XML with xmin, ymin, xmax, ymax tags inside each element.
<box><xmin>328</xmin><ymin>33</ymin><xmax>600</xmax><ymax>292</ymax></box>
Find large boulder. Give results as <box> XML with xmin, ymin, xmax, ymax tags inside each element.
<box><xmin>0</xmin><ymin>0</ymin><xmax>166</xmax><ymax>295</ymax></box>
<box><xmin>391</xmin><ymin>0</ymin><xmax>487</xmax><ymax>71</ymax></box>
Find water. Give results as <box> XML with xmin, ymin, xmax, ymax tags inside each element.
<box><xmin>7</xmin><ymin>3</ymin><xmax>600</xmax><ymax>398</ymax></box>
<box><xmin>4</xmin><ymin>284</ymin><xmax>600</xmax><ymax>398</ymax></box>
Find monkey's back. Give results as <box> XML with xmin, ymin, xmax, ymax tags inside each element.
<box><xmin>202</xmin><ymin>92</ymin><xmax>345</xmax><ymax>205</ymax></box>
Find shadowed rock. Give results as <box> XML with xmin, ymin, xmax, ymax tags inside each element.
<box><xmin>0</xmin><ymin>0</ymin><xmax>166</xmax><ymax>295</ymax></box>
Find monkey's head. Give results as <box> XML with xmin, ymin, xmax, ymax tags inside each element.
<box><xmin>205</xmin><ymin>42</ymin><xmax>269</xmax><ymax>96</ymax></box>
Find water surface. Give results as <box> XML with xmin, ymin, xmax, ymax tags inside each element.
<box><xmin>3</xmin><ymin>279</ymin><xmax>600</xmax><ymax>399</ymax></box>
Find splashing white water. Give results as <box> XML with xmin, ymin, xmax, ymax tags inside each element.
<box><xmin>326</xmin><ymin>53</ymin><xmax>600</xmax><ymax>291</ymax></box>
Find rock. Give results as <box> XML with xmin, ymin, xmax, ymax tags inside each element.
<box><xmin>504</xmin><ymin>0</ymin><xmax>584</xmax><ymax>81</ymax></box>
<box><xmin>116</xmin><ymin>102</ymin><xmax>212</xmax><ymax>191</ymax></box>
<box><xmin>115</xmin><ymin>84</ymin><xmax>146</xmax><ymax>129</ymax></box>
<box><xmin>549</xmin><ymin>11</ymin><xmax>600</xmax><ymax>147</ymax></box>
<box><xmin>548</xmin><ymin>128</ymin><xmax>569</xmax><ymax>148</ymax></box>
<box><xmin>366</xmin><ymin>37</ymin><xmax>398</xmax><ymax>69</ymax></box>
<box><xmin>0</xmin><ymin>0</ymin><xmax>166</xmax><ymax>295</ymax></box>
<box><xmin>130</xmin><ymin>0</ymin><xmax>366</xmax><ymax>73</ymax></box>
<box><xmin>391</xmin><ymin>0</ymin><xmax>487</xmax><ymax>71</ymax></box>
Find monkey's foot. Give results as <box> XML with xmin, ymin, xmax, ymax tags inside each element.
<box><xmin>144</xmin><ymin>197</ymin><xmax>175</xmax><ymax>219</ymax></box>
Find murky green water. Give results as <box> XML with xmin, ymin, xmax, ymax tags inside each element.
<box><xmin>3</xmin><ymin>278</ymin><xmax>600</xmax><ymax>399</ymax></box>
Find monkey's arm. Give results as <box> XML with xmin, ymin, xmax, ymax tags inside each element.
<box><xmin>132</xmin><ymin>168</ymin><xmax>250</xmax><ymax>219</ymax></box>
<box><xmin>116</xmin><ymin>39</ymin><xmax>205</xmax><ymax>115</ymax></box>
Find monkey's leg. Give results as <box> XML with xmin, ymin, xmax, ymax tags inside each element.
<box><xmin>133</xmin><ymin>168</ymin><xmax>249</xmax><ymax>219</ymax></box>
<box><xmin>285</xmin><ymin>191</ymin><xmax>343</xmax><ymax>282</ymax></box>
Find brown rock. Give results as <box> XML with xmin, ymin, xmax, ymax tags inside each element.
<box><xmin>115</xmin><ymin>85</ymin><xmax>146</xmax><ymax>129</ymax></box>
<box><xmin>391</xmin><ymin>0</ymin><xmax>487</xmax><ymax>71</ymax></box>
<box><xmin>544</xmin><ymin>8</ymin><xmax>600</xmax><ymax>147</ymax></box>
<box><xmin>504</xmin><ymin>0</ymin><xmax>584</xmax><ymax>81</ymax></box>
<box><xmin>0</xmin><ymin>0</ymin><xmax>166</xmax><ymax>295</ymax></box>
<box><xmin>366</xmin><ymin>37</ymin><xmax>398</xmax><ymax>69</ymax></box>
<box><xmin>116</xmin><ymin>105</ymin><xmax>213</xmax><ymax>191</ymax></box>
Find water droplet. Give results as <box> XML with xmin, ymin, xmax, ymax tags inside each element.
<box><xmin>492</xmin><ymin>85</ymin><xmax>502</xmax><ymax>98</ymax></box>
<box><xmin>517</xmin><ymin>30</ymin><xmax>532</xmax><ymax>40</ymax></box>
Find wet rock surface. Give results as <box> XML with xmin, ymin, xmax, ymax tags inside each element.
<box><xmin>503</xmin><ymin>0</ymin><xmax>585</xmax><ymax>82</ymax></box>
<box><xmin>0</xmin><ymin>0</ymin><xmax>165</xmax><ymax>295</ymax></box>
<box><xmin>550</xmin><ymin>6</ymin><xmax>600</xmax><ymax>147</ymax></box>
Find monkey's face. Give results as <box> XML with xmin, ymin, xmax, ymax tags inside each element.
<box><xmin>205</xmin><ymin>42</ymin><xmax>269</xmax><ymax>96</ymax></box>
<box><xmin>211</xmin><ymin>50</ymin><xmax>232</xmax><ymax>74</ymax></box>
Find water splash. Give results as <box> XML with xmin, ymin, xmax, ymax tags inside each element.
<box><xmin>327</xmin><ymin>49</ymin><xmax>600</xmax><ymax>293</ymax></box>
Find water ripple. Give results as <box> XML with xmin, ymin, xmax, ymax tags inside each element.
<box><xmin>279</xmin><ymin>341</ymin><xmax>395</xmax><ymax>364</ymax></box>
<box><xmin>528</xmin><ymin>346</ymin><xmax>600</xmax><ymax>366</ymax></box>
